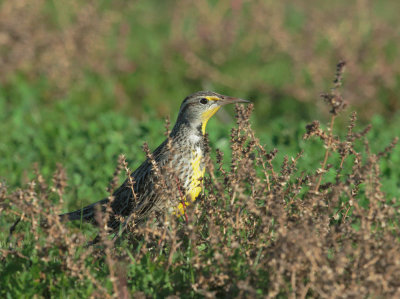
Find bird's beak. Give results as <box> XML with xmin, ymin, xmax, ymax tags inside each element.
<box><xmin>219</xmin><ymin>96</ymin><xmax>250</xmax><ymax>106</ymax></box>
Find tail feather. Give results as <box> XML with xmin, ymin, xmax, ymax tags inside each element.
<box><xmin>59</xmin><ymin>198</ymin><xmax>109</xmax><ymax>222</ymax></box>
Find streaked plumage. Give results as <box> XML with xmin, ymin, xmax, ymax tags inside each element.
<box><xmin>60</xmin><ymin>91</ymin><xmax>249</xmax><ymax>233</ymax></box>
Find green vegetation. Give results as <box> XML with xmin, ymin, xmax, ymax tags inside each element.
<box><xmin>1</xmin><ymin>0</ymin><xmax>400</xmax><ymax>297</ymax></box>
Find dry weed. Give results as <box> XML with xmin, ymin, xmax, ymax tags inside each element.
<box><xmin>2</xmin><ymin>62</ymin><xmax>399</xmax><ymax>297</ymax></box>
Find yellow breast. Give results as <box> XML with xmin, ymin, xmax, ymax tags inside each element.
<box><xmin>176</xmin><ymin>150</ymin><xmax>205</xmax><ymax>214</ymax></box>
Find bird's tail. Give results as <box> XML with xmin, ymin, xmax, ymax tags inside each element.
<box><xmin>59</xmin><ymin>198</ymin><xmax>109</xmax><ymax>222</ymax></box>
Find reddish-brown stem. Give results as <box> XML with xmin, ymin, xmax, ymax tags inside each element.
<box><xmin>343</xmin><ymin>205</ymin><xmax>352</xmax><ymax>222</ymax></box>
<box><xmin>315</xmin><ymin>115</ymin><xmax>336</xmax><ymax>192</ymax></box>
<box><xmin>175</xmin><ymin>176</ymin><xmax>188</xmax><ymax>224</ymax></box>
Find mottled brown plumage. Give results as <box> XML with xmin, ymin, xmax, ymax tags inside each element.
<box><xmin>60</xmin><ymin>91</ymin><xmax>249</xmax><ymax>233</ymax></box>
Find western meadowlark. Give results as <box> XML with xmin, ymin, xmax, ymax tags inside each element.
<box><xmin>60</xmin><ymin>91</ymin><xmax>249</xmax><ymax>234</ymax></box>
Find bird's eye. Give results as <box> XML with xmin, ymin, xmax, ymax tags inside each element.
<box><xmin>199</xmin><ymin>98</ymin><xmax>208</xmax><ymax>105</ymax></box>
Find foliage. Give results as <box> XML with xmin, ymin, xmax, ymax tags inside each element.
<box><xmin>1</xmin><ymin>0</ymin><xmax>400</xmax><ymax>120</ymax></box>
<box><xmin>1</xmin><ymin>63</ymin><xmax>400</xmax><ymax>297</ymax></box>
<box><xmin>1</xmin><ymin>0</ymin><xmax>400</xmax><ymax>297</ymax></box>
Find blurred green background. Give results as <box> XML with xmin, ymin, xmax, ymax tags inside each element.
<box><xmin>0</xmin><ymin>0</ymin><xmax>399</xmax><ymax>208</ymax></box>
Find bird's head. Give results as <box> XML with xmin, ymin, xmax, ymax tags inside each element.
<box><xmin>176</xmin><ymin>91</ymin><xmax>250</xmax><ymax>135</ymax></box>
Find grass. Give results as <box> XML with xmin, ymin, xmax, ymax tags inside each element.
<box><xmin>1</xmin><ymin>0</ymin><xmax>400</xmax><ymax>297</ymax></box>
<box><xmin>1</xmin><ymin>63</ymin><xmax>400</xmax><ymax>297</ymax></box>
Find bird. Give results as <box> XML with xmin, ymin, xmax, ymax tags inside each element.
<box><xmin>60</xmin><ymin>91</ymin><xmax>249</xmax><ymax>235</ymax></box>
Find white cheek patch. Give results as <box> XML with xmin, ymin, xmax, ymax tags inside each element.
<box><xmin>209</xmin><ymin>103</ymin><xmax>219</xmax><ymax>110</ymax></box>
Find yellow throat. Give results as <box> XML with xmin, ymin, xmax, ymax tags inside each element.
<box><xmin>177</xmin><ymin>96</ymin><xmax>221</xmax><ymax>214</ymax></box>
<box><xmin>200</xmin><ymin>96</ymin><xmax>221</xmax><ymax>135</ymax></box>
